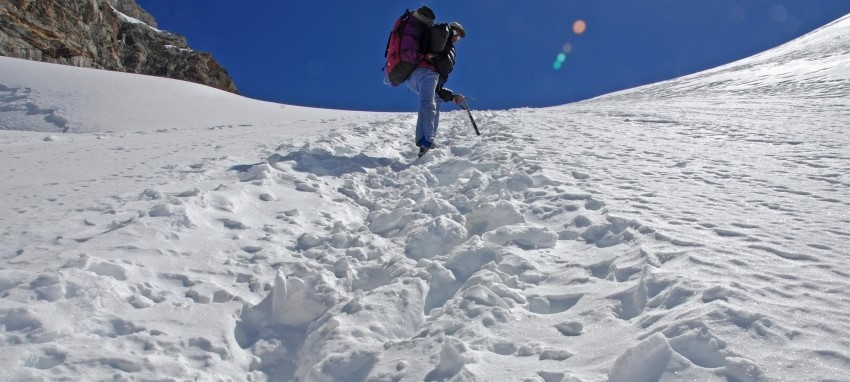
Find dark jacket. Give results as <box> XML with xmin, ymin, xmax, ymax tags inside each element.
<box><xmin>424</xmin><ymin>24</ymin><xmax>458</xmax><ymax>101</ymax></box>
<box><xmin>426</xmin><ymin>24</ymin><xmax>456</xmax><ymax>82</ymax></box>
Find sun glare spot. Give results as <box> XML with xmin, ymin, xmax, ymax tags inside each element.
<box><xmin>572</xmin><ymin>19</ymin><xmax>587</xmax><ymax>35</ymax></box>
<box><xmin>562</xmin><ymin>43</ymin><xmax>573</xmax><ymax>54</ymax></box>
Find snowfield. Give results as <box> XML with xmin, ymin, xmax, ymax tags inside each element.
<box><xmin>1</xmin><ymin>13</ymin><xmax>849</xmax><ymax>382</ymax></box>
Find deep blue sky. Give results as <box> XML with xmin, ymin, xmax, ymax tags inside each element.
<box><xmin>136</xmin><ymin>1</ymin><xmax>850</xmax><ymax>111</ymax></box>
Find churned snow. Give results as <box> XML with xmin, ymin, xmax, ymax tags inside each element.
<box><xmin>1</xmin><ymin>13</ymin><xmax>849</xmax><ymax>382</ymax></box>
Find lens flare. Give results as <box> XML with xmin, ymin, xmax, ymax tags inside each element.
<box><xmin>553</xmin><ymin>52</ymin><xmax>567</xmax><ymax>70</ymax></box>
<box><xmin>555</xmin><ymin>19</ymin><xmax>585</xmax><ymax>71</ymax></box>
<box><xmin>572</xmin><ymin>19</ymin><xmax>587</xmax><ymax>35</ymax></box>
<box><xmin>769</xmin><ymin>5</ymin><xmax>788</xmax><ymax>23</ymax></box>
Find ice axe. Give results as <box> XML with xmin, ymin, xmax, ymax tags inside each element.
<box><xmin>457</xmin><ymin>97</ymin><xmax>480</xmax><ymax>136</ymax></box>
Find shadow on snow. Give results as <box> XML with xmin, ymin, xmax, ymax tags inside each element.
<box><xmin>230</xmin><ymin>152</ymin><xmax>408</xmax><ymax>176</ymax></box>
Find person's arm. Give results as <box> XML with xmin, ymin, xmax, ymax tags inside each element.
<box><xmin>437</xmin><ymin>87</ymin><xmax>464</xmax><ymax>104</ymax></box>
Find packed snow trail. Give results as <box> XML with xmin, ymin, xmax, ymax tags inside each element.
<box><xmin>3</xmin><ymin>89</ymin><xmax>850</xmax><ymax>382</ymax></box>
<box><xmin>221</xmin><ymin>93</ymin><xmax>847</xmax><ymax>381</ymax></box>
<box><xmin>2</xmin><ymin>89</ymin><xmax>849</xmax><ymax>381</ymax></box>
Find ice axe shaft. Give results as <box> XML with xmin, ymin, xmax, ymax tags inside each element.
<box><xmin>459</xmin><ymin>98</ymin><xmax>480</xmax><ymax>136</ymax></box>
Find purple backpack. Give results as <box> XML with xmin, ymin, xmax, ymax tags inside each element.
<box><xmin>384</xmin><ymin>10</ymin><xmax>428</xmax><ymax>86</ymax></box>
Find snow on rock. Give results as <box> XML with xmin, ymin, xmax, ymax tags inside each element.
<box><xmin>110</xmin><ymin>6</ymin><xmax>162</xmax><ymax>33</ymax></box>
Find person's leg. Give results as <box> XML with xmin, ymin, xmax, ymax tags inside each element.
<box><xmin>406</xmin><ymin>68</ymin><xmax>440</xmax><ymax>148</ymax></box>
<box><xmin>430</xmin><ymin>94</ymin><xmax>444</xmax><ymax>146</ymax></box>
<box><xmin>405</xmin><ymin>68</ymin><xmax>425</xmax><ymax>146</ymax></box>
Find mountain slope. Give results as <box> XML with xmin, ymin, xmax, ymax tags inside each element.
<box><xmin>1</xmin><ymin>14</ymin><xmax>849</xmax><ymax>382</ymax></box>
<box><xmin>596</xmin><ymin>12</ymin><xmax>850</xmax><ymax>102</ymax></box>
<box><xmin>0</xmin><ymin>0</ymin><xmax>237</xmax><ymax>93</ymax></box>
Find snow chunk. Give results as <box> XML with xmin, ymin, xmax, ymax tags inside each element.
<box><xmin>269</xmin><ymin>268</ymin><xmax>343</xmax><ymax>327</ymax></box>
<box><xmin>87</xmin><ymin>262</ymin><xmax>127</xmax><ymax>281</ymax></box>
<box><xmin>465</xmin><ymin>201</ymin><xmax>524</xmax><ymax>236</ymax></box>
<box><xmin>31</xmin><ymin>274</ymin><xmax>64</xmax><ymax>302</ymax></box>
<box><xmin>482</xmin><ymin>224</ymin><xmax>558</xmax><ymax>249</ymax></box>
<box><xmin>369</xmin><ymin>207</ymin><xmax>414</xmax><ymax>235</ymax></box>
<box><xmin>238</xmin><ymin>163</ymin><xmax>276</xmax><ymax>182</ymax></box>
<box><xmin>608</xmin><ymin>334</ymin><xmax>674</xmax><ymax>382</ymax></box>
<box><xmin>296</xmin><ymin>233</ymin><xmax>323</xmax><ymax>250</ymax></box>
<box><xmin>702</xmin><ymin>285</ymin><xmax>733</xmax><ymax>302</ymax></box>
<box><xmin>148</xmin><ymin>204</ymin><xmax>173</xmax><ymax>217</ymax></box>
<box><xmin>554</xmin><ymin>321</ymin><xmax>584</xmax><ymax>336</ymax></box>
<box><xmin>445</xmin><ymin>237</ymin><xmax>503</xmax><ymax>280</ymax></box>
<box><xmin>724</xmin><ymin>357</ymin><xmax>764</xmax><ymax>382</ymax></box>
<box><xmin>235</xmin><ymin>263</ymin><xmax>347</xmax><ymax>356</ymax></box>
<box><xmin>405</xmin><ymin>216</ymin><xmax>468</xmax><ymax>260</ymax></box>
<box><xmin>424</xmin><ymin>338</ymin><xmax>476</xmax><ymax>381</ymax></box>
<box><xmin>461</xmin><ymin>285</ymin><xmax>511</xmax><ymax>310</ymax></box>
<box><xmin>539</xmin><ymin>348</ymin><xmax>573</xmax><ymax>361</ymax></box>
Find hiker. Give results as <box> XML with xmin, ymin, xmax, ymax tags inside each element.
<box><xmin>386</xmin><ymin>6</ymin><xmax>466</xmax><ymax>157</ymax></box>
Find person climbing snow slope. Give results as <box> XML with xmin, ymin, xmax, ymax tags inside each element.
<box><xmin>385</xmin><ymin>6</ymin><xmax>467</xmax><ymax>157</ymax></box>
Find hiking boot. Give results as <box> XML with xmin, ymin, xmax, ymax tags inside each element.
<box><xmin>417</xmin><ymin>139</ymin><xmax>436</xmax><ymax>149</ymax></box>
<box><xmin>418</xmin><ymin>147</ymin><xmax>430</xmax><ymax>157</ymax></box>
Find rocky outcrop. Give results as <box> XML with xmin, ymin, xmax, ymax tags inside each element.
<box><xmin>0</xmin><ymin>0</ymin><xmax>237</xmax><ymax>93</ymax></box>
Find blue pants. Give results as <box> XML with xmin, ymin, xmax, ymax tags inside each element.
<box><xmin>405</xmin><ymin>67</ymin><xmax>443</xmax><ymax>148</ymax></box>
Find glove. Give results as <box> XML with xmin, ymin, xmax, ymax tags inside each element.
<box><xmin>436</xmin><ymin>87</ymin><xmax>454</xmax><ymax>102</ymax></box>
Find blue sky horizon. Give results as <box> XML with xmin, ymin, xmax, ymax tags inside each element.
<box><xmin>137</xmin><ymin>1</ymin><xmax>850</xmax><ymax>112</ymax></box>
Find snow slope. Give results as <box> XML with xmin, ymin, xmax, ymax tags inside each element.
<box><xmin>1</xmin><ymin>13</ymin><xmax>849</xmax><ymax>382</ymax></box>
<box><xmin>0</xmin><ymin>56</ymin><xmax>362</xmax><ymax>134</ymax></box>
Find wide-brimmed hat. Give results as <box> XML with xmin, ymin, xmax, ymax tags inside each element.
<box><xmin>449</xmin><ymin>22</ymin><xmax>466</xmax><ymax>38</ymax></box>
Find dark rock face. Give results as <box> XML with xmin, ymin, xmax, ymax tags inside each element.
<box><xmin>0</xmin><ymin>0</ymin><xmax>237</xmax><ymax>93</ymax></box>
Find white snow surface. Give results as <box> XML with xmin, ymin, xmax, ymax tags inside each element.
<box><xmin>1</xmin><ymin>13</ymin><xmax>849</xmax><ymax>382</ymax></box>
